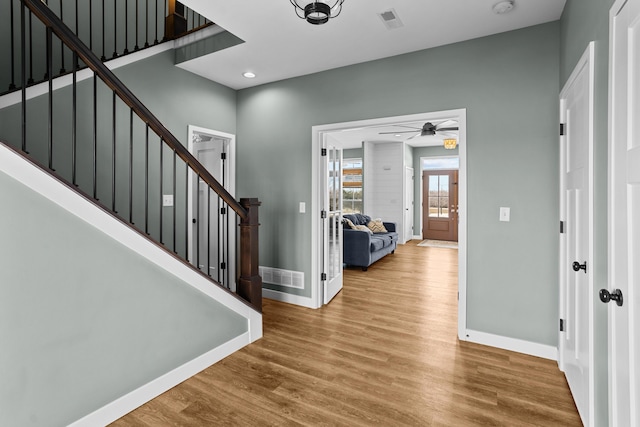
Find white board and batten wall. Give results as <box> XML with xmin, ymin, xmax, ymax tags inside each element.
<box><xmin>363</xmin><ymin>141</ymin><xmax>407</xmax><ymax>243</ymax></box>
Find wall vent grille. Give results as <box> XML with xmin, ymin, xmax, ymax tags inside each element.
<box><xmin>259</xmin><ymin>266</ymin><xmax>304</xmax><ymax>289</ymax></box>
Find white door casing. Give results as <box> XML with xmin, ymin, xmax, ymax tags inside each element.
<box><xmin>609</xmin><ymin>0</ymin><xmax>640</xmax><ymax>425</ymax></box>
<box><xmin>187</xmin><ymin>125</ymin><xmax>236</xmax><ymax>291</ymax></box>
<box><xmin>405</xmin><ymin>167</ymin><xmax>414</xmax><ymax>242</ymax></box>
<box><xmin>559</xmin><ymin>42</ymin><xmax>595</xmax><ymax>427</ymax></box>
<box><xmin>322</xmin><ymin>137</ymin><xmax>344</xmax><ymax>304</ymax></box>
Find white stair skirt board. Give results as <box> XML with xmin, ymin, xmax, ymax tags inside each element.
<box><xmin>69</xmin><ymin>333</ymin><xmax>251</xmax><ymax>427</ymax></box>
<box><xmin>0</xmin><ymin>144</ymin><xmax>262</xmax><ymax>425</ymax></box>
<box><xmin>263</xmin><ymin>288</ymin><xmax>317</xmax><ymax>309</ymax></box>
<box><xmin>464</xmin><ymin>329</ymin><xmax>558</xmax><ymax>361</ymax></box>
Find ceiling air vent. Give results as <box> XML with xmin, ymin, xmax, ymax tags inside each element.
<box><xmin>378</xmin><ymin>9</ymin><xmax>403</xmax><ymax>30</ymax></box>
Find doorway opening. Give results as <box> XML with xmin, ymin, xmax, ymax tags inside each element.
<box><xmin>311</xmin><ymin>108</ymin><xmax>468</xmax><ymax>340</ymax></box>
<box><xmin>421</xmin><ymin>156</ymin><xmax>460</xmax><ymax>242</ymax></box>
<box><xmin>187</xmin><ymin>125</ymin><xmax>237</xmax><ymax>291</ymax></box>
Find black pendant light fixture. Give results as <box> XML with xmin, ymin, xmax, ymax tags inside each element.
<box><xmin>290</xmin><ymin>1</ymin><xmax>345</xmax><ymax>25</ymax></box>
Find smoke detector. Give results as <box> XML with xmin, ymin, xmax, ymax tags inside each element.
<box><xmin>492</xmin><ymin>1</ymin><xmax>514</xmax><ymax>14</ymax></box>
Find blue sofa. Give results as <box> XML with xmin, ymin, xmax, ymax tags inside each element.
<box><xmin>343</xmin><ymin>214</ymin><xmax>398</xmax><ymax>271</ymax></box>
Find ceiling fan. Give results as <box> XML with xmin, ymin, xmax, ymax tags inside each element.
<box><xmin>379</xmin><ymin>121</ymin><xmax>459</xmax><ymax>139</ymax></box>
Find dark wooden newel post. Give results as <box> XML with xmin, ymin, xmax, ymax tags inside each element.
<box><xmin>165</xmin><ymin>0</ymin><xmax>187</xmax><ymax>40</ymax></box>
<box><xmin>238</xmin><ymin>198</ymin><xmax>262</xmax><ymax>312</ymax></box>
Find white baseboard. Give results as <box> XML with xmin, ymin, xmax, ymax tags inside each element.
<box><xmin>263</xmin><ymin>288</ymin><xmax>317</xmax><ymax>309</ymax></box>
<box><xmin>413</xmin><ymin>235</ymin><xmax>423</xmax><ymax>240</ymax></box>
<box><xmin>462</xmin><ymin>329</ymin><xmax>558</xmax><ymax>361</ymax></box>
<box><xmin>69</xmin><ymin>333</ymin><xmax>252</xmax><ymax>426</ymax></box>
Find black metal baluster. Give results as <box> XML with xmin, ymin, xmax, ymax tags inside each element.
<box><xmin>47</xmin><ymin>26</ymin><xmax>53</xmax><ymax>169</ymax></box>
<box><xmin>93</xmin><ymin>73</ymin><xmax>98</xmax><ymax>199</ymax></box>
<box><xmin>207</xmin><ymin>186</ymin><xmax>211</xmax><ymax>276</ymax></box>
<box><xmin>154</xmin><ymin>0</ymin><xmax>158</xmax><ymax>44</ymax></box>
<box><xmin>159</xmin><ymin>139</ymin><xmax>164</xmax><ymax>243</ymax></box>
<box><xmin>124</xmin><ymin>0</ymin><xmax>129</xmax><ymax>54</ymax></box>
<box><xmin>145</xmin><ymin>125</ymin><xmax>149</xmax><ymax>234</ymax></box>
<box><xmin>112</xmin><ymin>91</ymin><xmax>117</xmax><ymax>212</ymax></box>
<box><xmin>173</xmin><ymin>150</ymin><xmax>177</xmax><ymax>253</ymax></box>
<box><xmin>89</xmin><ymin>0</ymin><xmax>93</xmax><ymax>50</ymax></box>
<box><xmin>9</xmin><ymin>0</ymin><xmax>16</xmax><ymax>91</ymax></box>
<box><xmin>59</xmin><ymin>0</ymin><xmax>65</xmax><ymax>74</ymax></box>
<box><xmin>101</xmin><ymin>0</ymin><xmax>106</xmax><ymax>60</ymax></box>
<box><xmin>216</xmin><ymin>195</ymin><xmax>220</xmax><ymax>283</ymax></box>
<box><xmin>134</xmin><ymin>0</ymin><xmax>140</xmax><ymax>50</ymax></box>
<box><xmin>144</xmin><ymin>0</ymin><xmax>149</xmax><ymax>48</ymax></box>
<box><xmin>185</xmin><ymin>164</ymin><xmax>189</xmax><ymax>260</ymax></box>
<box><xmin>113</xmin><ymin>0</ymin><xmax>118</xmax><ymax>58</ymax></box>
<box><xmin>129</xmin><ymin>109</ymin><xmax>134</xmax><ymax>223</ymax></box>
<box><xmin>72</xmin><ymin>52</ymin><xmax>78</xmax><ymax>185</ymax></box>
<box><xmin>28</xmin><ymin>11</ymin><xmax>33</xmax><ymax>84</ymax></box>
<box><xmin>196</xmin><ymin>173</ymin><xmax>200</xmax><ymax>270</ymax></box>
<box><xmin>20</xmin><ymin>1</ymin><xmax>27</xmax><ymax>151</ymax></box>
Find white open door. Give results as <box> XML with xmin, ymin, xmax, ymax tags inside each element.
<box><xmin>559</xmin><ymin>42</ymin><xmax>595</xmax><ymax>427</ymax></box>
<box><xmin>608</xmin><ymin>1</ymin><xmax>640</xmax><ymax>425</ymax></box>
<box><xmin>187</xmin><ymin>126</ymin><xmax>236</xmax><ymax>290</ymax></box>
<box><xmin>322</xmin><ymin>137</ymin><xmax>343</xmax><ymax>304</ymax></box>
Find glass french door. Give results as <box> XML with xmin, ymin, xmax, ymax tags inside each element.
<box><xmin>323</xmin><ymin>142</ymin><xmax>343</xmax><ymax>304</ymax></box>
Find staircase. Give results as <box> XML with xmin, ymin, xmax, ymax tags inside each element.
<box><xmin>0</xmin><ymin>1</ymin><xmax>262</xmax><ymax>425</ymax></box>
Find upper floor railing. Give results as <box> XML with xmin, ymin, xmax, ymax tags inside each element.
<box><xmin>2</xmin><ymin>0</ymin><xmax>211</xmax><ymax>96</ymax></box>
<box><xmin>1</xmin><ymin>0</ymin><xmax>262</xmax><ymax>311</ymax></box>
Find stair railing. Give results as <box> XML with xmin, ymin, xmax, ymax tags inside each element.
<box><xmin>9</xmin><ymin>0</ymin><xmax>262</xmax><ymax>311</ymax></box>
<box><xmin>3</xmin><ymin>0</ymin><xmax>212</xmax><ymax>96</ymax></box>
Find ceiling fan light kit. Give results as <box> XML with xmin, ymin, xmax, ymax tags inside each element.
<box><xmin>290</xmin><ymin>0</ymin><xmax>345</xmax><ymax>25</ymax></box>
<box><xmin>443</xmin><ymin>138</ymin><xmax>458</xmax><ymax>150</ymax></box>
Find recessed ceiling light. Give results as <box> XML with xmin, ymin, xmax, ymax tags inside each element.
<box><xmin>243</xmin><ymin>71</ymin><xmax>256</xmax><ymax>79</ymax></box>
<box><xmin>395</xmin><ymin>134</ymin><xmax>402</xmax><ymax>137</ymax></box>
<box><xmin>492</xmin><ymin>1</ymin><xmax>514</xmax><ymax>14</ymax></box>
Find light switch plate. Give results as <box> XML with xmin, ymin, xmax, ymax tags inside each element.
<box><xmin>500</xmin><ymin>207</ymin><xmax>510</xmax><ymax>222</ymax></box>
<box><xmin>299</xmin><ymin>202</ymin><xmax>306</xmax><ymax>213</ymax></box>
<box><xmin>163</xmin><ymin>195</ymin><xmax>174</xmax><ymax>207</ymax></box>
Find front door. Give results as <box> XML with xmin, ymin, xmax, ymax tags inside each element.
<box><xmin>322</xmin><ymin>141</ymin><xmax>343</xmax><ymax>304</ymax></box>
<box><xmin>558</xmin><ymin>43</ymin><xmax>594</xmax><ymax>426</ymax></box>
<box><xmin>608</xmin><ymin>1</ymin><xmax>640</xmax><ymax>424</ymax></box>
<box><xmin>422</xmin><ymin>170</ymin><xmax>458</xmax><ymax>241</ymax></box>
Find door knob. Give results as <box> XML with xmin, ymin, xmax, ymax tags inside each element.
<box><xmin>572</xmin><ymin>261</ymin><xmax>587</xmax><ymax>273</ymax></box>
<box><xmin>599</xmin><ymin>288</ymin><xmax>624</xmax><ymax>307</ymax></box>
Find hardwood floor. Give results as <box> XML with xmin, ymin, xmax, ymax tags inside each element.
<box><xmin>112</xmin><ymin>241</ymin><xmax>581</xmax><ymax>426</ymax></box>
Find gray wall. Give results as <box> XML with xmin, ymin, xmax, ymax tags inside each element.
<box><xmin>237</xmin><ymin>21</ymin><xmax>561</xmax><ymax>346</ymax></box>
<box><xmin>560</xmin><ymin>0</ymin><xmax>615</xmax><ymax>424</ymax></box>
<box><xmin>0</xmin><ymin>169</ymin><xmax>247</xmax><ymax>426</ymax></box>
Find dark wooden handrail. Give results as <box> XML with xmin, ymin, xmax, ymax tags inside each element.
<box><xmin>22</xmin><ymin>0</ymin><xmax>247</xmax><ymax>221</ymax></box>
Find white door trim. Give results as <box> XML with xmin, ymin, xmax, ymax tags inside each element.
<box><xmin>311</xmin><ymin>109</ymin><xmax>467</xmax><ymax>338</ymax></box>
<box><xmin>558</xmin><ymin>41</ymin><xmax>596</xmax><ymax>426</ymax></box>
<box><xmin>186</xmin><ymin>125</ymin><xmax>237</xmax><ymax>290</ymax></box>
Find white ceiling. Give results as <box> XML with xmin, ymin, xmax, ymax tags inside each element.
<box><xmin>178</xmin><ymin>0</ymin><xmax>566</xmax><ymax>90</ymax></box>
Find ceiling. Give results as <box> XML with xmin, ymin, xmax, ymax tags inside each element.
<box><xmin>178</xmin><ymin>0</ymin><xmax>566</xmax><ymax>90</ymax></box>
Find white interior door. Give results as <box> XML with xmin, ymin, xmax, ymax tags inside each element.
<box><xmin>187</xmin><ymin>127</ymin><xmax>234</xmax><ymax>290</ymax></box>
<box><xmin>609</xmin><ymin>1</ymin><xmax>640</xmax><ymax>424</ymax></box>
<box><xmin>559</xmin><ymin>43</ymin><xmax>595</xmax><ymax>427</ymax></box>
<box><xmin>322</xmin><ymin>140</ymin><xmax>343</xmax><ymax>304</ymax></box>
<box><xmin>405</xmin><ymin>167</ymin><xmax>414</xmax><ymax>241</ymax></box>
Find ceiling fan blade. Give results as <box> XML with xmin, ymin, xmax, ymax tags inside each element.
<box><xmin>379</xmin><ymin>130</ymin><xmax>419</xmax><ymax>134</ymax></box>
<box><xmin>436</xmin><ymin>127</ymin><xmax>459</xmax><ymax>132</ymax></box>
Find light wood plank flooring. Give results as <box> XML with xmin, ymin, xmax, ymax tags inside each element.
<box><xmin>112</xmin><ymin>241</ymin><xmax>581</xmax><ymax>426</ymax></box>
